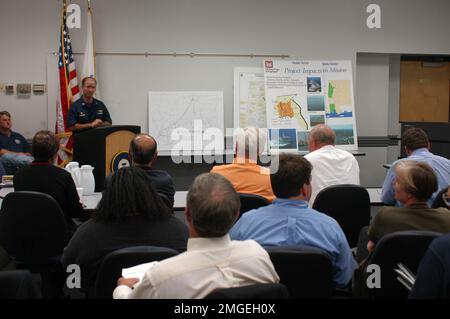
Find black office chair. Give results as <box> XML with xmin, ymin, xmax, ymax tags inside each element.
<box><xmin>205</xmin><ymin>283</ymin><xmax>289</xmax><ymax>299</ymax></box>
<box><xmin>0</xmin><ymin>191</ymin><xmax>69</xmax><ymax>298</ymax></box>
<box><xmin>431</xmin><ymin>187</ymin><xmax>449</xmax><ymax>208</ymax></box>
<box><xmin>94</xmin><ymin>245</ymin><xmax>179</xmax><ymax>299</ymax></box>
<box><xmin>367</xmin><ymin>230</ymin><xmax>441</xmax><ymax>299</ymax></box>
<box><xmin>0</xmin><ymin>270</ymin><xmax>42</xmax><ymax>299</ymax></box>
<box><xmin>313</xmin><ymin>184</ymin><xmax>370</xmax><ymax>248</ymax></box>
<box><xmin>0</xmin><ymin>191</ymin><xmax>69</xmax><ymax>266</ymax></box>
<box><xmin>265</xmin><ymin>245</ymin><xmax>333</xmax><ymax>298</ymax></box>
<box><xmin>237</xmin><ymin>193</ymin><xmax>269</xmax><ymax>220</ymax></box>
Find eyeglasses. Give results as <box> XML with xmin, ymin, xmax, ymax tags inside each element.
<box><xmin>443</xmin><ymin>193</ymin><xmax>450</xmax><ymax>208</ymax></box>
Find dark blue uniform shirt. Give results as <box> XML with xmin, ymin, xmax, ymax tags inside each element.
<box><xmin>0</xmin><ymin>131</ymin><xmax>30</xmax><ymax>153</ymax></box>
<box><xmin>410</xmin><ymin>233</ymin><xmax>450</xmax><ymax>299</ymax></box>
<box><xmin>67</xmin><ymin>97</ymin><xmax>112</xmax><ymax>129</ymax></box>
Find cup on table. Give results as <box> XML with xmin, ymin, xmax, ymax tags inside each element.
<box><xmin>76</xmin><ymin>187</ymin><xmax>84</xmax><ymax>201</ymax></box>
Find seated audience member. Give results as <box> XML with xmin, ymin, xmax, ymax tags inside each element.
<box><xmin>129</xmin><ymin>134</ymin><xmax>175</xmax><ymax>208</ymax></box>
<box><xmin>62</xmin><ymin>167</ymin><xmax>188</xmax><ymax>292</ymax></box>
<box><xmin>13</xmin><ymin>130</ymin><xmax>83</xmax><ymax>233</ymax></box>
<box><xmin>381</xmin><ymin>127</ymin><xmax>450</xmax><ymax>207</ymax></box>
<box><xmin>113</xmin><ymin>173</ymin><xmax>279</xmax><ymax>299</ymax></box>
<box><xmin>211</xmin><ymin>127</ymin><xmax>275</xmax><ymax>202</ymax></box>
<box><xmin>230</xmin><ymin>154</ymin><xmax>356</xmax><ymax>288</ymax></box>
<box><xmin>368</xmin><ymin>161</ymin><xmax>450</xmax><ymax>253</ymax></box>
<box><xmin>410</xmin><ymin>188</ymin><xmax>450</xmax><ymax>299</ymax></box>
<box><xmin>0</xmin><ymin>161</ymin><xmax>5</xmax><ymax>180</ymax></box>
<box><xmin>0</xmin><ymin>111</ymin><xmax>33</xmax><ymax>174</ymax></box>
<box><xmin>304</xmin><ymin>124</ymin><xmax>360</xmax><ymax>206</ymax></box>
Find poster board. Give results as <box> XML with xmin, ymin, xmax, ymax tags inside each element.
<box><xmin>233</xmin><ymin>60</ymin><xmax>358</xmax><ymax>152</ymax></box>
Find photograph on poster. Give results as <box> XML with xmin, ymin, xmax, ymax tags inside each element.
<box><xmin>307</xmin><ymin>95</ymin><xmax>325</xmax><ymax>111</ymax></box>
<box><xmin>297</xmin><ymin>131</ymin><xmax>309</xmax><ymax>152</ymax></box>
<box><xmin>310</xmin><ymin>114</ymin><xmax>325</xmax><ymax>127</ymax></box>
<box><xmin>307</xmin><ymin>77</ymin><xmax>322</xmax><ymax>93</ymax></box>
<box><xmin>269</xmin><ymin>128</ymin><xmax>298</xmax><ymax>150</ymax></box>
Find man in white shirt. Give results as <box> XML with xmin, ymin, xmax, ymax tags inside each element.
<box><xmin>113</xmin><ymin>173</ymin><xmax>279</xmax><ymax>299</ymax></box>
<box><xmin>305</xmin><ymin>124</ymin><xmax>360</xmax><ymax>206</ymax></box>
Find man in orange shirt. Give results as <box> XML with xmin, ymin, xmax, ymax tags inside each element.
<box><xmin>211</xmin><ymin>127</ymin><xmax>275</xmax><ymax>202</ymax></box>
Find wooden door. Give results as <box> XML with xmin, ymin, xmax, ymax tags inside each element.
<box><xmin>400</xmin><ymin>61</ymin><xmax>449</xmax><ymax>122</ymax></box>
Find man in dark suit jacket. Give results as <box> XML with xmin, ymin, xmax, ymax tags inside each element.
<box><xmin>13</xmin><ymin>130</ymin><xmax>83</xmax><ymax>233</ymax></box>
<box><xmin>129</xmin><ymin>134</ymin><xmax>175</xmax><ymax>208</ymax></box>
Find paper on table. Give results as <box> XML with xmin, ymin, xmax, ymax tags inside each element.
<box><xmin>394</xmin><ymin>263</ymin><xmax>416</xmax><ymax>291</ymax></box>
<box><xmin>122</xmin><ymin>261</ymin><xmax>158</xmax><ymax>285</ymax></box>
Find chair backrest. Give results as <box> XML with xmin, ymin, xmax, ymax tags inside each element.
<box><xmin>431</xmin><ymin>187</ymin><xmax>449</xmax><ymax>208</ymax></box>
<box><xmin>0</xmin><ymin>191</ymin><xmax>68</xmax><ymax>265</ymax></box>
<box><xmin>355</xmin><ymin>225</ymin><xmax>370</xmax><ymax>263</ymax></box>
<box><xmin>205</xmin><ymin>283</ymin><xmax>289</xmax><ymax>299</ymax></box>
<box><xmin>312</xmin><ymin>184</ymin><xmax>370</xmax><ymax>247</ymax></box>
<box><xmin>238</xmin><ymin>193</ymin><xmax>269</xmax><ymax>220</ymax></box>
<box><xmin>368</xmin><ymin>230</ymin><xmax>441</xmax><ymax>299</ymax></box>
<box><xmin>0</xmin><ymin>270</ymin><xmax>42</xmax><ymax>299</ymax></box>
<box><xmin>94</xmin><ymin>245</ymin><xmax>179</xmax><ymax>299</ymax></box>
<box><xmin>265</xmin><ymin>245</ymin><xmax>333</xmax><ymax>298</ymax></box>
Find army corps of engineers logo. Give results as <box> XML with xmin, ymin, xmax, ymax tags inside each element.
<box><xmin>110</xmin><ymin>151</ymin><xmax>130</xmax><ymax>172</ymax></box>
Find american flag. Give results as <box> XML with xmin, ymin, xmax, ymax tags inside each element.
<box><xmin>56</xmin><ymin>0</ymin><xmax>80</xmax><ymax>166</ymax></box>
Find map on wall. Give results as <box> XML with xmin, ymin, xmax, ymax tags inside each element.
<box><xmin>233</xmin><ymin>67</ymin><xmax>267</xmax><ymax>129</ymax></box>
<box><xmin>148</xmin><ymin>91</ymin><xmax>224</xmax><ymax>153</ymax></box>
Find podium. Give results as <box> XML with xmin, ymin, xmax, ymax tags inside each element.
<box><xmin>73</xmin><ymin>125</ymin><xmax>141</xmax><ymax>191</ymax></box>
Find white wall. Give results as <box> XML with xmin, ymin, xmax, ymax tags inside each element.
<box><xmin>1</xmin><ymin>0</ymin><xmax>450</xmax><ymax>137</ymax></box>
<box><xmin>1</xmin><ymin>0</ymin><xmax>450</xmax><ymax>186</ymax></box>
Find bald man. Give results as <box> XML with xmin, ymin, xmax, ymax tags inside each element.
<box><xmin>304</xmin><ymin>124</ymin><xmax>360</xmax><ymax>206</ymax></box>
<box><xmin>129</xmin><ymin>134</ymin><xmax>175</xmax><ymax>208</ymax></box>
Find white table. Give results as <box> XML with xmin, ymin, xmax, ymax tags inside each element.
<box><xmin>80</xmin><ymin>193</ymin><xmax>102</xmax><ymax>210</ymax></box>
<box><xmin>0</xmin><ymin>188</ymin><xmax>383</xmax><ymax>211</ymax></box>
<box><xmin>0</xmin><ymin>187</ymin><xmax>102</xmax><ymax>210</ymax></box>
<box><xmin>173</xmin><ymin>189</ymin><xmax>383</xmax><ymax>209</ymax></box>
<box><xmin>174</xmin><ymin>191</ymin><xmax>188</xmax><ymax>210</ymax></box>
<box><xmin>366</xmin><ymin>188</ymin><xmax>383</xmax><ymax>206</ymax></box>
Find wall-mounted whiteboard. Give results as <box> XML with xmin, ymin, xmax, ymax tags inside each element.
<box><xmin>148</xmin><ymin>91</ymin><xmax>224</xmax><ymax>153</ymax></box>
<box><xmin>233</xmin><ymin>61</ymin><xmax>358</xmax><ymax>152</ymax></box>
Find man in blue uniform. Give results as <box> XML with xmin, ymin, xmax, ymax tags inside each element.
<box><xmin>67</xmin><ymin>77</ymin><xmax>112</xmax><ymax>132</ymax></box>
<box><xmin>0</xmin><ymin>111</ymin><xmax>33</xmax><ymax>174</ymax></box>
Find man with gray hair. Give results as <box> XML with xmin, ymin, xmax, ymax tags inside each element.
<box><xmin>113</xmin><ymin>173</ymin><xmax>279</xmax><ymax>299</ymax></box>
<box><xmin>211</xmin><ymin>127</ymin><xmax>275</xmax><ymax>202</ymax></box>
<box><xmin>305</xmin><ymin>124</ymin><xmax>360</xmax><ymax>206</ymax></box>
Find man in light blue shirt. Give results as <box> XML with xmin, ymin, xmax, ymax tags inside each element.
<box><xmin>381</xmin><ymin>128</ymin><xmax>450</xmax><ymax>207</ymax></box>
<box><xmin>230</xmin><ymin>154</ymin><xmax>356</xmax><ymax>288</ymax></box>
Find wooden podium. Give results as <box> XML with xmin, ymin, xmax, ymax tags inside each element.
<box><xmin>73</xmin><ymin>125</ymin><xmax>141</xmax><ymax>191</ymax></box>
